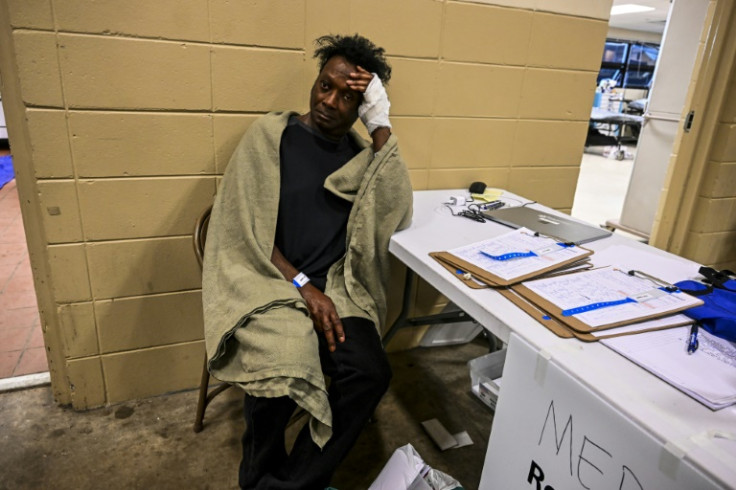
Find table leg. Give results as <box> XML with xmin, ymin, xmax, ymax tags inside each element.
<box><xmin>382</xmin><ymin>268</ymin><xmax>473</xmax><ymax>347</ymax></box>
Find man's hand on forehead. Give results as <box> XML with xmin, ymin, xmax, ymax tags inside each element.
<box><xmin>353</xmin><ymin>66</ymin><xmax>391</xmax><ymax>136</ymax></box>
<box><xmin>346</xmin><ymin>66</ymin><xmax>375</xmax><ymax>94</ymax></box>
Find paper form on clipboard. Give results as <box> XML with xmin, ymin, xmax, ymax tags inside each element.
<box><xmin>515</xmin><ymin>266</ymin><xmax>703</xmax><ymax>331</ymax></box>
<box><xmin>445</xmin><ymin>227</ymin><xmax>591</xmax><ymax>284</ymax></box>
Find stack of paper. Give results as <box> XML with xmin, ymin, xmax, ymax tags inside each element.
<box><xmin>602</xmin><ymin>326</ymin><xmax>736</xmax><ymax>410</ymax></box>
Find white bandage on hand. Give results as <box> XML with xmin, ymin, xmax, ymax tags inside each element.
<box><xmin>358</xmin><ymin>74</ymin><xmax>391</xmax><ymax>135</ymax></box>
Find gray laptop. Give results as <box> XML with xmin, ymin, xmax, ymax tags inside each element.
<box><xmin>481</xmin><ymin>206</ymin><xmax>612</xmax><ymax>244</ymax></box>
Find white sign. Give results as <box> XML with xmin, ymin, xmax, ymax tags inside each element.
<box><xmin>480</xmin><ymin>334</ymin><xmax>722</xmax><ymax>489</ymax></box>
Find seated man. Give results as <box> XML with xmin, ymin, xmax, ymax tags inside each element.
<box><xmin>202</xmin><ymin>34</ymin><xmax>413</xmax><ymax>489</ymax></box>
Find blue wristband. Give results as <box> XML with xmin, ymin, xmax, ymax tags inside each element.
<box><xmin>292</xmin><ymin>272</ymin><xmax>310</xmax><ymax>288</ymax></box>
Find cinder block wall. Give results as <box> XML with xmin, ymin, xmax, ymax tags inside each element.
<box><xmin>681</xmin><ymin>28</ymin><xmax>736</xmax><ymax>271</ymax></box>
<box><xmin>0</xmin><ymin>0</ymin><xmax>612</xmax><ymax>408</ymax></box>
<box><xmin>649</xmin><ymin>1</ymin><xmax>736</xmax><ymax>272</ymax></box>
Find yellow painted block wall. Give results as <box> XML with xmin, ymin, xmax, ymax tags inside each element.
<box><xmin>0</xmin><ymin>0</ymin><xmax>611</xmax><ymax>407</ymax></box>
<box><xmin>649</xmin><ymin>1</ymin><xmax>736</xmax><ymax>272</ymax></box>
<box><xmin>683</xmin><ymin>42</ymin><xmax>736</xmax><ymax>271</ymax></box>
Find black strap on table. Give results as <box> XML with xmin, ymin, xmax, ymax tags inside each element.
<box><xmin>680</xmin><ymin>267</ymin><xmax>736</xmax><ymax>296</ymax></box>
<box><xmin>699</xmin><ymin>266</ymin><xmax>736</xmax><ymax>292</ymax></box>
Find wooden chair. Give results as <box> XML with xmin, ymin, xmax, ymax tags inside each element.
<box><xmin>192</xmin><ymin>204</ymin><xmax>307</xmax><ymax>432</ymax></box>
<box><xmin>192</xmin><ymin>204</ymin><xmax>232</xmax><ymax>433</ymax></box>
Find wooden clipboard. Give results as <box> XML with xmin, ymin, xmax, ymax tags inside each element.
<box><xmin>499</xmin><ymin>287</ymin><xmax>693</xmax><ymax>341</ymax></box>
<box><xmin>510</xmin><ymin>269</ymin><xmax>703</xmax><ymax>333</ymax></box>
<box><xmin>430</xmin><ymin>252</ymin><xmax>490</xmax><ymax>289</ymax></box>
<box><xmin>430</xmin><ymin>251</ymin><xmax>592</xmax><ymax>288</ymax></box>
<box><xmin>432</xmin><ymin>255</ymin><xmax>689</xmax><ymax>341</ymax></box>
<box><xmin>430</xmin><ymin>233</ymin><xmax>593</xmax><ymax>286</ymax></box>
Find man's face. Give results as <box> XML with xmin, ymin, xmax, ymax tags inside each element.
<box><xmin>306</xmin><ymin>55</ymin><xmax>362</xmax><ymax>139</ymax></box>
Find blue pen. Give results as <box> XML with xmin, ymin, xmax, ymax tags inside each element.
<box><xmin>687</xmin><ymin>323</ymin><xmax>699</xmax><ymax>354</ymax></box>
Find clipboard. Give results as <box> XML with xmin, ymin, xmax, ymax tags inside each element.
<box><xmin>430</xmin><ymin>252</ymin><xmax>490</xmax><ymax>289</ymax></box>
<box><xmin>433</xmin><ymin>228</ymin><xmax>594</xmax><ymax>287</ymax></box>
<box><xmin>511</xmin><ymin>267</ymin><xmax>703</xmax><ymax>333</ymax></box>
<box><xmin>432</xmin><ymin>255</ymin><xmax>689</xmax><ymax>341</ymax></box>
<box><xmin>500</xmin><ymin>287</ymin><xmax>693</xmax><ymax>341</ymax></box>
<box><xmin>430</xmin><ymin>250</ymin><xmax>592</xmax><ymax>288</ymax></box>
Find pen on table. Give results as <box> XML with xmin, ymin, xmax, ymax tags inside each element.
<box><xmin>687</xmin><ymin>323</ymin><xmax>699</xmax><ymax>354</ymax></box>
<box><xmin>477</xmin><ymin>200</ymin><xmax>504</xmax><ymax>211</ymax></box>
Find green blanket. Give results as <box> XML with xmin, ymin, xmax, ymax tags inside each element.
<box><xmin>202</xmin><ymin>111</ymin><xmax>412</xmax><ymax>447</ymax></box>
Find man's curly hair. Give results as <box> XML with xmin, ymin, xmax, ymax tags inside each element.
<box><xmin>313</xmin><ymin>34</ymin><xmax>392</xmax><ymax>84</ymax></box>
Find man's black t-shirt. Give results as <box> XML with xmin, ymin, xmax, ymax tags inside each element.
<box><xmin>274</xmin><ymin>116</ymin><xmax>361</xmax><ymax>291</ymax></box>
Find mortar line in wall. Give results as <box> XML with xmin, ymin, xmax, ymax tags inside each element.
<box><xmin>20</xmin><ymin>27</ymin><xmax>307</xmax><ymax>53</ymax></box>
<box><xmin>24</xmin><ymin>106</ymin><xmax>303</xmax><ymax>117</ymax></box>
<box><xmin>70</xmin><ymin>174</ymin><xmax>220</xmax><ymax>181</ymax></box>
<box><xmin>50</xmin><ymin>234</ymin><xmax>196</xmax><ymax>245</ymax></box>
<box><xmin>54</xmin><ymin>290</ymin><xmax>204</xmax><ymax>309</ymax></box>
<box><xmin>22</xmin><ymin>106</ymin><xmax>591</xmax><ymax>123</ymax></box>
<box><xmin>99</xmin><ymin>338</ymin><xmax>207</xmax><ymax>358</ymax></box>
<box><xmin>72</xmin><ymin>174</ymin><xmax>221</xmax><ymax>181</ymax></box>
<box><xmin>49</xmin><ymin>0</ymin><xmax>109</xmax><ymax>403</ymax></box>
<box><xmin>206</xmin><ymin>0</ymin><xmax>213</xmax><ymax>45</ymax></box>
<box><xmin>13</xmin><ymin>25</ymin><xmax>600</xmax><ymax>75</ymax></box>
<box><xmin>37</xmin><ymin>176</ymin><xmax>222</xmax><ymax>184</ymax></box>
<box><xmin>385</xmin><ymin>51</ymin><xmax>602</xmax><ymax>74</ymax></box>
<box><xmin>435</xmin><ymin>0</ymin><xmax>448</xmax><ymax>120</ymax></box>
<box><xmin>91</xmin><ymin>293</ymin><xmax>204</xmax><ymax>308</ymax></box>
<box><xmin>433</xmin><ymin>58</ymin><xmax>600</xmax><ymax>74</ymax></box>
<box><xmin>426</xmin><ymin>165</ymin><xmax>582</xmax><ymax>171</ymax></box>
<box><xmin>205</xmin><ymin>0</ymin><xmax>217</xmax><ymax>173</ymax></box>
<box><xmin>302</xmin><ymin>0</ymin><xmax>308</xmax><ymax>53</ymax></box>
<box><xmin>392</xmin><ymin>115</ymin><xmax>590</xmax><ymax>122</ymax></box>
<box><xmin>444</xmin><ymin>0</ymin><xmax>612</xmax><ymax>23</ymax></box>
<box><xmin>92</xmin><ymin>289</ymin><xmax>203</xmax><ymax>304</ymax></box>
<box><xmin>22</xmin><ymin>106</ymin><xmax>273</xmax><ymax>115</ymax></box>
<box><xmin>517</xmin><ymin>0</ymin><xmax>537</xmax><ymax>157</ymax></box>
<box><xmin>206</xmin><ymin>0</ymin><xmax>214</xmax><ymax>117</ymax></box>
<box><xmin>89</xmin><ymin>288</ymin><xmax>203</xmax><ymax>303</ymax></box>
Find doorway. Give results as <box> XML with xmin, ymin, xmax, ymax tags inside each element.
<box><xmin>571</xmin><ymin>0</ymin><xmax>671</xmax><ymax>233</ymax></box>
<box><xmin>0</xmin><ymin>137</ymin><xmax>49</xmax><ymax>385</ymax></box>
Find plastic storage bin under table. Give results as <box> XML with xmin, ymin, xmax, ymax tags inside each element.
<box><xmin>468</xmin><ymin>349</ymin><xmax>506</xmax><ymax>410</ymax></box>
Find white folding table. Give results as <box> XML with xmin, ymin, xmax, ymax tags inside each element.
<box><xmin>388</xmin><ymin>189</ymin><xmax>736</xmax><ymax>489</ymax></box>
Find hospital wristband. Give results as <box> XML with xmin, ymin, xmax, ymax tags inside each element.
<box><xmin>292</xmin><ymin>272</ymin><xmax>310</xmax><ymax>288</ymax></box>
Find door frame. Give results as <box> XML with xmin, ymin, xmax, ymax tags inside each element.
<box><xmin>651</xmin><ymin>0</ymin><xmax>736</xmax><ymax>254</ymax></box>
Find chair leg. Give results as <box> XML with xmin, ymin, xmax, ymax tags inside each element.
<box><xmin>193</xmin><ymin>353</ymin><xmax>211</xmax><ymax>433</ymax></box>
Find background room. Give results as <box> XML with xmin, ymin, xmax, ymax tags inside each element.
<box><xmin>0</xmin><ymin>90</ymin><xmax>47</xmax><ymax>385</ymax></box>
<box><xmin>572</xmin><ymin>0</ymin><xmax>670</xmax><ymax>238</ymax></box>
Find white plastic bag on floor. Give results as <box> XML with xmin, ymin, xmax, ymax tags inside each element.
<box><xmin>368</xmin><ymin>443</ymin><xmax>463</xmax><ymax>490</ymax></box>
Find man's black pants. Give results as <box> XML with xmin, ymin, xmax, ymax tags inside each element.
<box><xmin>238</xmin><ymin>317</ymin><xmax>392</xmax><ymax>489</ymax></box>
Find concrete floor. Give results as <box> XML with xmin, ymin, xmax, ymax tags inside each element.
<box><xmin>571</xmin><ymin>146</ymin><xmax>635</xmax><ymax>228</ymax></box>
<box><xmin>0</xmin><ymin>145</ymin><xmax>636</xmax><ymax>489</ymax></box>
<box><xmin>0</xmin><ymin>336</ymin><xmax>494</xmax><ymax>489</ymax></box>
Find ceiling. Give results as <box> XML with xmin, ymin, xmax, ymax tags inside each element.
<box><xmin>608</xmin><ymin>0</ymin><xmax>672</xmax><ymax>34</ymax></box>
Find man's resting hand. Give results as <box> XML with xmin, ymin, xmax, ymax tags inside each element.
<box><xmin>299</xmin><ymin>284</ymin><xmax>345</xmax><ymax>352</ymax></box>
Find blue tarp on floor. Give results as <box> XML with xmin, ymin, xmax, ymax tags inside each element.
<box><xmin>0</xmin><ymin>154</ymin><xmax>14</xmax><ymax>190</ymax></box>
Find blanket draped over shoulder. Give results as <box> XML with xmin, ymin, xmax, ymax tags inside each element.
<box><xmin>202</xmin><ymin>111</ymin><xmax>412</xmax><ymax>448</ymax></box>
